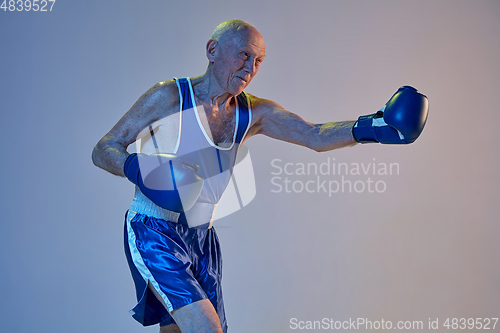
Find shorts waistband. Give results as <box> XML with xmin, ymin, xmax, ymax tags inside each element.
<box><xmin>129</xmin><ymin>187</ymin><xmax>180</xmax><ymax>223</ymax></box>
<box><xmin>129</xmin><ymin>187</ymin><xmax>215</xmax><ymax>229</ymax></box>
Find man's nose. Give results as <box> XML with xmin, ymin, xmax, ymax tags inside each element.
<box><xmin>244</xmin><ymin>58</ymin><xmax>257</xmax><ymax>75</ymax></box>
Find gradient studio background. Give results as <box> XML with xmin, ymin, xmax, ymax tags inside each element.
<box><xmin>1</xmin><ymin>0</ymin><xmax>499</xmax><ymax>332</ymax></box>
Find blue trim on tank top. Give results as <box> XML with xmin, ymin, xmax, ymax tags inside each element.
<box><xmin>175</xmin><ymin>78</ymin><xmax>250</xmax><ymax>145</ymax></box>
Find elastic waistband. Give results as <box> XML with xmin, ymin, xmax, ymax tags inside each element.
<box><xmin>129</xmin><ymin>187</ymin><xmax>180</xmax><ymax>223</ymax></box>
<box><xmin>129</xmin><ymin>187</ymin><xmax>215</xmax><ymax>229</ymax></box>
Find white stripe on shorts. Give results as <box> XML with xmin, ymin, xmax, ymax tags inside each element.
<box><xmin>126</xmin><ymin>210</ymin><xmax>174</xmax><ymax>313</ymax></box>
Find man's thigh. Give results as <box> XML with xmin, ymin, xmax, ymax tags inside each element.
<box><xmin>160</xmin><ymin>324</ymin><xmax>181</xmax><ymax>333</ymax></box>
<box><xmin>169</xmin><ymin>299</ymin><xmax>223</xmax><ymax>333</ymax></box>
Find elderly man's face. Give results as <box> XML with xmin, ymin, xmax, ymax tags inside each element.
<box><xmin>212</xmin><ymin>28</ymin><xmax>266</xmax><ymax>96</ymax></box>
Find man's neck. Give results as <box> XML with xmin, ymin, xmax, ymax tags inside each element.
<box><xmin>190</xmin><ymin>70</ymin><xmax>235</xmax><ymax>111</ymax></box>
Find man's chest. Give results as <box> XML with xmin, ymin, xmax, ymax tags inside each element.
<box><xmin>139</xmin><ymin>101</ymin><xmax>239</xmax><ymax>154</ymax></box>
<box><xmin>198</xmin><ymin>107</ymin><xmax>236</xmax><ymax>147</ymax></box>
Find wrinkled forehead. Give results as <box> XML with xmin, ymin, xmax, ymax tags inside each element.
<box><xmin>228</xmin><ymin>27</ymin><xmax>265</xmax><ymax>53</ymax></box>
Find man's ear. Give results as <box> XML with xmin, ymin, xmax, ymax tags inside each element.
<box><xmin>206</xmin><ymin>39</ymin><xmax>218</xmax><ymax>62</ymax></box>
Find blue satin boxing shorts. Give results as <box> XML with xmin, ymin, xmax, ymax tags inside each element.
<box><xmin>124</xmin><ymin>210</ymin><xmax>227</xmax><ymax>331</ymax></box>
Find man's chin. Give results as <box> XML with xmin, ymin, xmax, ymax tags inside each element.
<box><xmin>228</xmin><ymin>84</ymin><xmax>246</xmax><ymax>96</ymax></box>
<box><xmin>236</xmin><ymin>81</ymin><xmax>250</xmax><ymax>95</ymax></box>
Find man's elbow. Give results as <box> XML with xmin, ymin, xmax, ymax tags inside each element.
<box><xmin>306</xmin><ymin>141</ymin><xmax>326</xmax><ymax>153</ymax></box>
<box><xmin>91</xmin><ymin>145</ymin><xmax>103</xmax><ymax>168</ymax></box>
<box><xmin>306</xmin><ymin>137</ymin><xmax>328</xmax><ymax>153</ymax></box>
<box><xmin>306</xmin><ymin>138</ymin><xmax>358</xmax><ymax>153</ymax></box>
<box><xmin>311</xmin><ymin>145</ymin><xmax>329</xmax><ymax>153</ymax></box>
<box><xmin>92</xmin><ymin>142</ymin><xmax>113</xmax><ymax>170</ymax></box>
<box><xmin>91</xmin><ymin>140</ymin><xmax>128</xmax><ymax>177</ymax></box>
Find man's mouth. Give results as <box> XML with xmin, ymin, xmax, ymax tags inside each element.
<box><xmin>236</xmin><ymin>76</ymin><xmax>247</xmax><ymax>83</ymax></box>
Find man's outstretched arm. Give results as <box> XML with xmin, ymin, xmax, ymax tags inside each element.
<box><xmin>247</xmin><ymin>86</ymin><xmax>428</xmax><ymax>150</ymax></box>
<box><xmin>247</xmin><ymin>96</ymin><xmax>357</xmax><ymax>152</ymax></box>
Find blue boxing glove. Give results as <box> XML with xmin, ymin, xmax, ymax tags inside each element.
<box><xmin>124</xmin><ymin>153</ymin><xmax>204</xmax><ymax>212</ymax></box>
<box><xmin>352</xmin><ymin>86</ymin><xmax>429</xmax><ymax>144</ymax></box>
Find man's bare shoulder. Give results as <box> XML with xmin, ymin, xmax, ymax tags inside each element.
<box><xmin>243</xmin><ymin>93</ymin><xmax>287</xmax><ymax>138</ymax></box>
<box><xmin>245</xmin><ymin>93</ymin><xmax>285</xmax><ymax>119</ymax></box>
<box><xmin>141</xmin><ymin>79</ymin><xmax>180</xmax><ymax>116</ymax></box>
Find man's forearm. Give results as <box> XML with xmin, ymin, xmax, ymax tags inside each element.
<box><xmin>92</xmin><ymin>140</ymin><xmax>129</xmax><ymax>177</ymax></box>
<box><xmin>308</xmin><ymin>120</ymin><xmax>358</xmax><ymax>152</ymax></box>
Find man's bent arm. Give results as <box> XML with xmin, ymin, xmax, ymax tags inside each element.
<box><xmin>92</xmin><ymin>80</ymin><xmax>178</xmax><ymax>177</ymax></box>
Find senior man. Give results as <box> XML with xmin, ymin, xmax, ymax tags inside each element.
<box><xmin>92</xmin><ymin>19</ymin><xmax>428</xmax><ymax>333</ymax></box>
